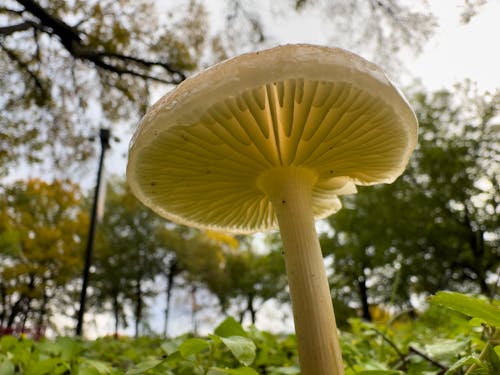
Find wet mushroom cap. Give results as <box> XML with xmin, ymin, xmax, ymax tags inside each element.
<box><xmin>127</xmin><ymin>44</ymin><xmax>418</xmax><ymax>234</ymax></box>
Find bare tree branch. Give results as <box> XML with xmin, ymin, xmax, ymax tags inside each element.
<box><xmin>16</xmin><ymin>0</ymin><xmax>81</xmax><ymax>44</ymax></box>
<box><xmin>0</xmin><ymin>21</ymin><xmax>39</xmax><ymax>36</ymax></box>
<box><xmin>89</xmin><ymin>56</ymin><xmax>180</xmax><ymax>85</ymax></box>
<box><xmin>76</xmin><ymin>50</ymin><xmax>186</xmax><ymax>80</ymax></box>
<box><xmin>0</xmin><ymin>6</ymin><xmax>25</xmax><ymax>16</ymax></box>
<box><xmin>13</xmin><ymin>0</ymin><xmax>186</xmax><ymax>84</ymax></box>
<box><xmin>0</xmin><ymin>40</ymin><xmax>45</xmax><ymax>95</ymax></box>
<box><xmin>408</xmin><ymin>346</ymin><xmax>448</xmax><ymax>371</ymax></box>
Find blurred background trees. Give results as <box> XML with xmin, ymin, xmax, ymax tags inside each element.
<box><xmin>91</xmin><ymin>180</ymin><xmax>169</xmax><ymax>337</ymax></box>
<box><xmin>322</xmin><ymin>84</ymin><xmax>499</xmax><ymax>322</ymax></box>
<box><xmin>0</xmin><ymin>0</ymin><xmax>498</xmax><ymax>337</ymax></box>
<box><xmin>0</xmin><ymin>179</ymin><xmax>86</xmax><ymax>335</ymax></box>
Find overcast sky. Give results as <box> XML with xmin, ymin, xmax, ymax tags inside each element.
<box><xmin>407</xmin><ymin>0</ymin><xmax>500</xmax><ymax>92</ymax></box>
<box><xmin>255</xmin><ymin>0</ymin><xmax>500</xmax><ymax>91</ymax></box>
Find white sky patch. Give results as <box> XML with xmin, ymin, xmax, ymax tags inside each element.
<box><xmin>406</xmin><ymin>1</ymin><xmax>500</xmax><ymax>92</ymax></box>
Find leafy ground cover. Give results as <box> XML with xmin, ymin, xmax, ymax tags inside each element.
<box><xmin>0</xmin><ymin>292</ymin><xmax>498</xmax><ymax>375</ymax></box>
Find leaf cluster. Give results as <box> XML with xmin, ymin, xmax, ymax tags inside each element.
<box><xmin>1</xmin><ymin>292</ymin><xmax>499</xmax><ymax>374</ymax></box>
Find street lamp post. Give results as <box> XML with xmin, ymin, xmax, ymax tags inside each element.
<box><xmin>76</xmin><ymin>128</ymin><xmax>110</xmax><ymax>336</ymax></box>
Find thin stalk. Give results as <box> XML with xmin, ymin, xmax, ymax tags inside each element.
<box><xmin>258</xmin><ymin>167</ymin><xmax>344</xmax><ymax>375</ymax></box>
<box><xmin>464</xmin><ymin>327</ymin><xmax>499</xmax><ymax>375</ymax></box>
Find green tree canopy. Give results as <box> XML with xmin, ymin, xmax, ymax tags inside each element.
<box><xmin>223</xmin><ymin>246</ymin><xmax>288</xmax><ymax>325</ymax></box>
<box><xmin>322</xmin><ymin>84</ymin><xmax>499</xmax><ymax>319</ymax></box>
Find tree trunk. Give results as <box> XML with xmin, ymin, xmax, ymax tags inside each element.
<box><xmin>112</xmin><ymin>293</ymin><xmax>120</xmax><ymax>338</ymax></box>
<box><xmin>163</xmin><ymin>259</ymin><xmax>178</xmax><ymax>337</ymax></box>
<box><xmin>357</xmin><ymin>272</ymin><xmax>372</xmax><ymax>322</ymax></box>
<box><xmin>464</xmin><ymin>211</ymin><xmax>490</xmax><ymax>296</ymax></box>
<box><xmin>247</xmin><ymin>294</ymin><xmax>256</xmax><ymax>325</ymax></box>
<box><xmin>0</xmin><ymin>284</ymin><xmax>6</xmax><ymax>328</ymax></box>
<box><xmin>7</xmin><ymin>275</ymin><xmax>35</xmax><ymax>329</ymax></box>
<box><xmin>6</xmin><ymin>296</ymin><xmax>22</xmax><ymax>329</ymax></box>
<box><xmin>472</xmin><ymin>229</ymin><xmax>490</xmax><ymax>295</ymax></box>
<box><xmin>134</xmin><ymin>278</ymin><xmax>142</xmax><ymax>338</ymax></box>
<box><xmin>191</xmin><ymin>285</ymin><xmax>198</xmax><ymax>335</ymax></box>
<box><xmin>238</xmin><ymin>306</ymin><xmax>245</xmax><ymax>324</ymax></box>
<box><xmin>35</xmin><ymin>288</ymin><xmax>48</xmax><ymax>336</ymax></box>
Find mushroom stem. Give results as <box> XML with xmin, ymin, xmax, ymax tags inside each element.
<box><xmin>258</xmin><ymin>167</ymin><xmax>344</xmax><ymax>375</ymax></box>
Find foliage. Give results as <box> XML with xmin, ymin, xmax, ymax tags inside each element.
<box><xmin>92</xmin><ymin>179</ymin><xmax>172</xmax><ymax>337</ymax></box>
<box><xmin>0</xmin><ymin>0</ymin><xmax>211</xmax><ymax>174</ymax></box>
<box><xmin>404</xmin><ymin>85</ymin><xmax>499</xmax><ymax>296</ymax></box>
<box><xmin>0</xmin><ymin>179</ymin><xmax>87</xmax><ymax>335</ymax></box>
<box><xmin>222</xmin><ymin>247</ymin><xmax>288</xmax><ymax>324</ymax></box>
<box><xmin>0</xmin><ymin>292</ymin><xmax>498</xmax><ymax>374</ymax></box>
<box><xmin>321</xmin><ymin>84</ymin><xmax>500</xmax><ymax>318</ymax></box>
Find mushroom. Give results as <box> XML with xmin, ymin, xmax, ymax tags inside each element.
<box><xmin>127</xmin><ymin>44</ymin><xmax>418</xmax><ymax>375</ymax></box>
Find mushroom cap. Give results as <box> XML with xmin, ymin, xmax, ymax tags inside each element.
<box><xmin>127</xmin><ymin>44</ymin><xmax>418</xmax><ymax>234</ymax></box>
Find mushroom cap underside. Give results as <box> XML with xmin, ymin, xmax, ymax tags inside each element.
<box><xmin>127</xmin><ymin>44</ymin><xmax>418</xmax><ymax>234</ymax></box>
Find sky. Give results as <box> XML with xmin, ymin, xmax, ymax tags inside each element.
<box><xmin>84</xmin><ymin>0</ymin><xmax>500</xmax><ymax>338</ymax></box>
<box><xmin>407</xmin><ymin>0</ymin><xmax>500</xmax><ymax>92</ymax></box>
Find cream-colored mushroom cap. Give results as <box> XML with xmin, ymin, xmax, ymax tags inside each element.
<box><xmin>127</xmin><ymin>44</ymin><xmax>418</xmax><ymax>234</ymax></box>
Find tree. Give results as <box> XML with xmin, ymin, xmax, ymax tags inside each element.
<box><xmin>167</xmin><ymin>229</ymin><xmax>235</xmax><ymax>333</ymax></box>
<box><xmin>322</xmin><ymin>84</ymin><xmax>499</xmax><ymax>318</ymax></box>
<box><xmin>92</xmin><ymin>179</ymin><xmax>170</xmax><ymax>337</ymax></box>
<box><xmin>320</xmin><ymin>186</ymin><xmax>400</xmax><ymax>321</ymax></box>
<box><xmin>0</xmin><ymin>179</ymin><xmax>86</xmax><ymax>335</ymax></box>
<box><xmin>402</xmin><ymin>84</ymin><xmax>499</xmax><ymax>296</ymax></box>
<box><xmin>224</xmin><ymin>246</ymin><xmax>288</xmax><ymax>325</ymax></box>
<box><xmin>0</xmin><ymin>0</ymin><xmax>210</xmax><ymax>174</ymax></box>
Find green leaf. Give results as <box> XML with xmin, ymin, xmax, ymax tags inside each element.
<box><xmin>220</xmin><ymin>336</ymin><xmax>256</xmax><ymax>366</ymax></box>
<box><xmin>488</xmin><ymin>344</ymin><xmax>499</xmax><ymax>373</ymax></box>
<box><xmin>0</xmin><ymin>336</ymin><xmax>19</xmax><ymax>351</ymax></box>
<box><xmin>78</xmin><ymin>368</ymin><xmax>100</xmax><ymax>375</ymax></box>
<box><xmin>430</xmin><ymin>292</ymin><xmax>500</xmax><ymax>327</ymax></box>
<box><xmin>161</xmin><ymin>339</ymin><xmax>181</xmax><ymax>356</ymax></box>
<box><xmin>423</xmin><ymin>338</ymin><xmax>469</xmax><ymax>361</ymax></box>
<box><xmin>207</xmin><ymin>367</ymin><xmax>259</xmax><ymax>375</ymax></box>
<box><xmin>57</xmin><ymin>337</ymin><xmax>82</xmax><ymax>361</ymax></box>
<box><xmin>26</xmin><ymin>358</ymin><xmax>58</xmax><ymax>375</ymax></box>
<box><xmin>445</xmin><ymin>356</ymin><xmax>482</xmax><ymax>374</ymax></box>
<box><xmin>83</xmin><ymin>359</ymin><xmax>113</xmax><ymax>374</ymax></box>
<box><xmin>215</xmin><ymin>317</ymin><xmax>247</xmax><ymax>338</ymax></box>
<box><xmin>125</xmin><ymin>359</ymin><xmax>164</xmax><ymax>375</ymax></box>
<box><xmin>178</xmin><ymin>338</ymin><xmax>209</xmax><ymax>357</ymax></box>
<box><xmin>267</xmin><ymin>366</ymin><xmax>301</xmax><ymax>374</ymax></box>
<box><xmin>356</xmin><ymin>371</ymin><xmax>403</xmax><ymax>375</ymax></box>
<box><xmin>0</xmin><ymin>360</ymin><xmax>15</xmax><ymax>375</ymax></box>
